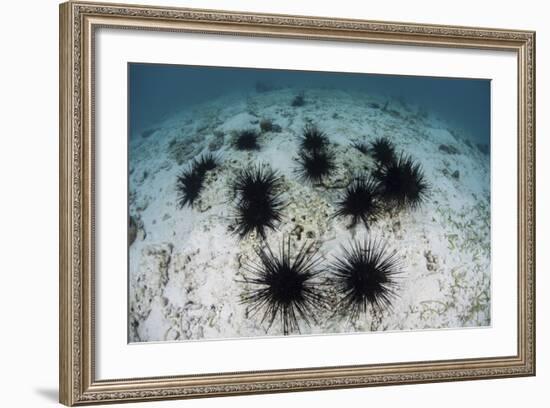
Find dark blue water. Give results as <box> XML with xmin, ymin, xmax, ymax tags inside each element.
<box><xmin>129</xmin><ymin>63</ymin><xmax>490</xmax><ymax>145</ymax></box>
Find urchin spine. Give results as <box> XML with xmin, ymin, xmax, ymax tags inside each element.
<box><xmin>240</xmin><ymin>238</ymin><xmax>327</xmax><ymax>334</ymax></box>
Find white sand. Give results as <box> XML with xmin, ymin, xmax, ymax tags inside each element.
<box><xmin>128</xmin><ymin>87</ymin><xmax>490</xmax><ymax>343</ymax></box>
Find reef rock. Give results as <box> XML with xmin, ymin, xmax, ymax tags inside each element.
<box><xmin>129</xmin><ymin>243</ymin><xmax>173</xmax><ymax>329</ymax></box>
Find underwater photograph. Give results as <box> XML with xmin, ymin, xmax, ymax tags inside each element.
<box><xmin>127</xmin><ymin>63</ymin><xmax>491</xmax><ymax>343</ymax></box>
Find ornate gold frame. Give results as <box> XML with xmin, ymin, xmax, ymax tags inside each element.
<box><xmin>59</xmin><ymin>1</ymin><xmax>536</xmax><ymax>405</ymax></box>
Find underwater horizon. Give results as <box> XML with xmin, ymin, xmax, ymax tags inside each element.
<box><xmin>129</xmin><ymin>63</ymin><xmax>491</xmax><ymax>148</ymax></box>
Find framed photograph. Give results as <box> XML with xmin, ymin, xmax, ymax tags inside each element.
<box><xmin>59</xmin><ymin>1</ymin><xmax>536</xmax><ymax>405</ymax></box>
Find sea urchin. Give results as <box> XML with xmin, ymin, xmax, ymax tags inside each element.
<box><xmin>232</xmin><ymin>165</ymin><xmax>285</xmax><ymax>239</ymax></box>
<box><xmin>291</xmin><ymin>92</ymin><xmax>306</xmax><ymax>107</ymax></box>
<box><xmin>240</xmin><ymin>238</ymin><xmax>327</xmax><ymax>334</ymax></box>
<box><xmin>334</xmin><ymin>175</ymin><xmax>382</xmax><ymax>229</ymax></box>
<box><xmin>300</xmin><ymin>124</ymin><xmax>330</xmax><ymax>152</ymax></box>
<box><xmin>296</xmin><ymin>149</ymin><xmax>336</xmax><ymax>184</ymax></box>
<box><xmin>370</xmin><ymin>137</ymin><xmax>396</xmax><ymax>167</ymax></box>
<box><xmin>176</xmin><ymin>154</ymin><xmax>220</xmax><ymax>208</ymax></box>
<box><xmin>352</xmin><ymin>141</ymin><xmax>369</xmax><ymax>155</ymax></box>
<box><xmin>233</xmin><ymin>129</ymin><xmax>260</xmax><ymax>151</ymax></box>
<box><xmin>193</xmin><ymin>152</ymin><xmax>219</xmax><ymax>175</ymax></box>
<box><xmin>330</xmin><ymin>238</ymin><xmax>401</xmax><ymax>321</ymax></box>
<box><xmin>375</xmin><ymin>153</ymin><xmax>429</xmax><ymax>210</ymax></box>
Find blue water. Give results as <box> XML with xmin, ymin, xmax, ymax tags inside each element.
<box><xmin>129</xmin><ymin>63</ymin><xmax>490</xmax><ymax>145</ymax></box>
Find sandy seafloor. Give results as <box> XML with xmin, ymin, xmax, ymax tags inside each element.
<box><xmin>128</xmin><ymin>87</ymin><xmax>491</xmax><ymax>343</ymax></box>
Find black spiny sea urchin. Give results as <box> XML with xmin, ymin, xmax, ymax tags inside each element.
<box><xmin>352</xmin><ymin>141</ymin><xmax>369</xmax><ymax>155</ymax></box>
<box><xmin>233</xmin><ymin>129</ymin><xmax>260</xmax><ymax>151</ymax></box>
<box><xmin>291</xmin><ymin>92</ymin><xmax>305</xmax><ymax>107</ymax></box>
<box><xmin>296</xmin><ymin>149</ymin><xmax>336</xmax><ymax>184</ymax></box>
<box><xmin>176</xmin><ymin>153</ymin><xmax>219</xmax><ymax>209</ymax></box>
<box><xmin>300</xmin><ymin>124</ymin><xmax>329</xmax><ymax>152</ymax></box>
<box><xmin>370</xmin><ymin>137</ymin><xmax>396</xmax><ymax>167</ymax></box>
<box><xmin>330</xmin><ymin>238</ymin><xmax>401</xmax><ymax>320</ymax></box>
<box><xmin>176</xmin><ymin>154</ymin><xmax>220</xmax><ymax>208</ymax></box>
<box><xmin>334</xmin><ymin>175</ymin><xmax>382</xmax><ymax>229</ymax></box>
<box><xmin>232</xmin><ymin>165</ymin><xmax>284</xmax><ymax>239</ymax></box>
<box><xmin>375</xmin><ymin>153</ymin><xmax>429</xmax><ymax>210</ymax></box>
<box><xmin>240</xmin><ymin>238</ymin><xmax>327</xmax><ymax>335</ymax></box>
<box><xmin>176</xmin><ymin>167</ymin><xmax>204</xmax><ymax>208</ymax></box>
<box><xmin>194</xmin><ymin>152</ymin><xmax>219</xmax><ymax>175</ymax></box>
